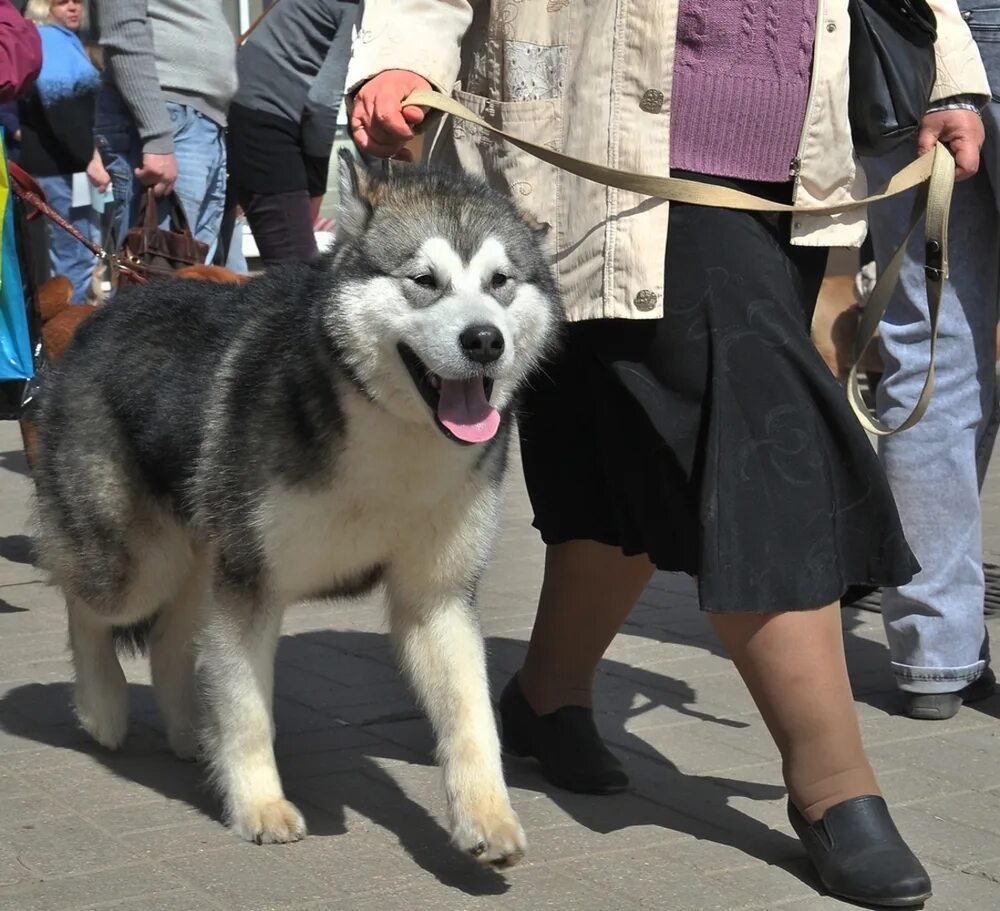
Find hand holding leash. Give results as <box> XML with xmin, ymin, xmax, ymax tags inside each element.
<box><xmin>351</xmin><ymin>70</ymin><xmax>432</xmax><ymax>161</ymax></box>
<box><xmin>917</xmin><ymin>108</ymin><xmax>984</xmax><ymax>182</ymax></box>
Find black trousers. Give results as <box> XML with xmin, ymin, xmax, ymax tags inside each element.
<box><xmin>235</xmin><ymin>187</ymin><xmax>319</xmax><ymax>267</ymax></box>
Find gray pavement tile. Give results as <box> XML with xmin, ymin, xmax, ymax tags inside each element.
<box><xmin>0</xmin><ymin>863</ymin><xmax>183</xmax><ymax>911</ymax></box>
<box><xmin>276</xmin><ymin>828</ymin><xmax>443</xmax><ymax>898</ymax></box>
<box><xmin>94</xmin><ymin>820</ymin><xmax>235</xmax><ymax>864</ymax></box>
<box><xmin>874</xmin><ymin>766</ymin><xmax>974</xmax><ymax>807</ymax></box>
<box><xmin>867</xmin><ymin>731</ymin><xmax>1000</xmax><ymax>791</ymax></box>
<box><xmin>555</xmin><ymin>848</ymin><xmax>782</xmax><ymax>911</ymax></box>
<box><xmin>317</xmin><ymin>865</ymin><xmax>639</xmax><ymax>911</ymax></box>
<box><xmin>888</xmin><ymin>806</ymin><xmax>1000</xmax><ymax>871</ymax></box>
<box><xmin>92</xmin><ymin>892</ymin><xmax>227</xmax><ymax>911</ymax></box>
<box><xmin>162</xmin><ymin>844</ymin><xmax>328</xmax><ymax>911</ymax></box>
<box><xmin>921</xmin><ymin>868</ymin><xmax>1000</xmax><ymax>910</ymax></box>
<box><xmin>903</xmin><ymin>790</ymin><xmax>1000</xmax><ymax>837</ymax></box>
<box><xmin>2</xmin><ymin>801</ymin><xmax>144</xmax><ymax>879</ymax></box>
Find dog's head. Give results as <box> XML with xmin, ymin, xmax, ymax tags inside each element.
<box><xmin>324</xmin><ymin>153</ymin><xmax>562</xmax><ymax>445</ymax></box>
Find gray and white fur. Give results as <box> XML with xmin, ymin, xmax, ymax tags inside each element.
<box><xmin>30</xmin><ymin>155</ymin><xmax>561</xmax><ymax>866</ymax></box>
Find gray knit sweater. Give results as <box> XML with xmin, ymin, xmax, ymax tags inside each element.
<box><xmin>99</xmin><ymin>0</ymin><xmax>238</xmax><ymax>154</ymax></box>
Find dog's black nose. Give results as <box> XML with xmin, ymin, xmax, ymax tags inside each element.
<box><xmin>459</xmin><ymin>325</ymin><xmax>505</xmax><ymax>364</ymax></box>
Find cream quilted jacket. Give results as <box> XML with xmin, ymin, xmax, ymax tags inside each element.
<box><xmin>347</xmin><ymin>0</ymin><xmax>990</xmax><ymax>321</ymax></box>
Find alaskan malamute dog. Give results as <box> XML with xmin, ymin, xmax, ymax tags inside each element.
<box><xmin>30</xmin><ymin>156</ymin><xmax>560</xmax><ymax>867</ymax></box>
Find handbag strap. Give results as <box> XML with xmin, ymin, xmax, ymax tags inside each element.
<box><xmin>403</xmin><ymin>89</ymin><xmax>954</xmax><ymax>435</ymax></box>
<box><xmin>7</xmin><ymin>162</ymin><xmax>147</xmax><ymax>286</ymax></box>
<box><xmin>135</xmin><ymin>187</ymin><xmax>196</xmax><ymax>237</ymax></box>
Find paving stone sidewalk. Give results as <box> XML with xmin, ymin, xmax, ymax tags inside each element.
<box><xmin>0</xmin><ymin>419</ymin><xmax>998</xmax><ymax>911</ymax></box>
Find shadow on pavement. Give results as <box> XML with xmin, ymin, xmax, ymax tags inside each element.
<box><xmin>0</xmin><ymin>624</ymin><xmax>816</xmax><ymax>895</ymax></box>
<box><xmin>0</xmin><ymin>533</ymin><xmax>35</xmax><ymax>566</ymax></box>
<box><xmin>0</xmin><ymin>448</ymin><xmax>29</xmax><ymax>477</ymax></box>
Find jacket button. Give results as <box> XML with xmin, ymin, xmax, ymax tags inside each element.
<box><xmin>639</xmin><ymin>89</ymin><xmax>664</xmax><ymax>113</ymax></box>
<box><xmin>826</xmin><ymin>21</ymin><xmax>836</xmax><ymax>32</ymax></box>
<box><xmin>963</xmin><ymin>10</ymin><xmax>973</xmax><ymax>21</ymax></box>
<box><xmin>634</xmin><ymin>289</ymin><xmax>658</xmax><ymax>311</ymax></box>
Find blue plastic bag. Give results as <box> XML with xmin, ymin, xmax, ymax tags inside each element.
<box><xmin>0</xmin><ymin>131</ymin><xmax>32</xmax><ymax>382</ymax></box>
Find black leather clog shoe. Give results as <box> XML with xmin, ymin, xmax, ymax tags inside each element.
<box><xmin>497</xmin><ymin>675</ymin><xmax>629</xmax><ymax>795</ymax></box>
<box><xmin>788</xmin><ymin>795</ymin><xmax>932</xmax><ymax>907</ymax></box>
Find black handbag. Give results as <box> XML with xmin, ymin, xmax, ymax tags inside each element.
<box><xmin>847</xmin><ymin>0</ymin><xmax>938</xmax><ymax>157</ymax></box>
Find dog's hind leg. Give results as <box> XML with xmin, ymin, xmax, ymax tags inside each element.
<box><xmin>68</xmin><ymin>597</ymin><xmax>128</xmax><ymax>750</ymax></box>
<box><xmin>150</xmin><ymin>554</ymin><xmax>209</xmax><ymax>760</ymax></box>
<box><xmin>387</xmin><ymin>575</ymin><xmax>525</xmax><ymax>868</ymax></box>
<box><xmin>199</xmin><ymin>601</ymin><xmax>306</xmax><ymax>844</ymax></box>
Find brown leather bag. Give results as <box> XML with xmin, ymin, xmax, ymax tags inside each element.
<box><xmin>115</xmin><ymin>189</ymin><xmax>208</xmax><ymax>289</ymax></box>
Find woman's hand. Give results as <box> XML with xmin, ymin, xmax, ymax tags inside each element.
<box><xmin>350</xmin><ymin>70</ymin><xmax>432</xmax><ymax>161</ymax></box>
<box><xmin>917</xmin><ymin>109</ymin><xmax>985</xmax><ymax>181</ymax></box>
<box><xmin>86</xmin><ymin>149</ymin><xmax>111</xmax><ymax>193</ymax></box>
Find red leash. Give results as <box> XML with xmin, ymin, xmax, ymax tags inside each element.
<box><xmin>6</xmin><ymin>161</ymin><xmax>147</xmax><ymax>286</ymax></box>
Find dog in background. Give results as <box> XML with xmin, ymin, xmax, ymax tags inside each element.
<box><xmin>30</xmin><ymin>156</ymin><xmax>561</xmax><ymax>865</ymax></box>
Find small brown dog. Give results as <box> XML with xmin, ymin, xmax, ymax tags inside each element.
<box><xmin>19</xmin><ymin>267</ymin><xmax>249</xmax><ymax>467</ymax></box>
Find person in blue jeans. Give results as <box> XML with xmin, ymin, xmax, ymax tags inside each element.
<box><xmin>95</xmin><ymin>0</ymin><xmax>237</xmax><ymax>263</ymax></box>
<box><xmin>864</xmin><ymin>0</ymin><xmax>1000</xmax><ymax>719</ymax></box>
<box><xmin>19</xmin><ymin>0</ymin><xmax>103</xmax><ymax>303</ymax></box>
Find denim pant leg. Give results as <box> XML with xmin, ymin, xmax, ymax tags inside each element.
<box><xmin>34</xmin><ymin>174</ymin><xmax>100</xmax><ymax>304</ymax></box>
<box><xmin>163</xmin><ymin>103</ymin><xmax>227</xmax><ymax>263</ymax></box>
<box><xmin>94</xmin><ymin>85</ymin><xmax>141</xmax><ymax>253</ymax></box>
<box><xmin>863</xmin><ymin>103</ymin><xmax>1000</xmax><ymax>693</ymax></box>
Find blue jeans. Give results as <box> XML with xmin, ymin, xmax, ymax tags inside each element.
<box><xmin>94</xmin><ymin>87</ymin><xmax>227</xmax><ymax>263</ymax></box>
<box><xmin>35</xmin><ymin>174</ymin><xmax>99</xmax><ymax>304</ymax></box>
<box><xmin>864</xmin><ymin>23</ymin><xmax>1000</xmax><ymax>693</ymax></box>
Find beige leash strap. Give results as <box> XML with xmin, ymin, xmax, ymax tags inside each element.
<box><xmin>403</xmin><ymin>90</ymin><xmax>956</xmax><ymax>435</ymax></box>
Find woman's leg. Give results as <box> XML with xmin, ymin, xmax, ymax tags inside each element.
<box><xmin>710</xmin><ymin>603</ymin><xmax>878</xmax><ymax>822</ymax></box>
<box><xmin>518</xmin><ymin>540</ymin><xmax>655</xmax><ymax>713</ymax></box>
<box><xmin>238</xmin><ymin>188</ymin><xmax>319</xmax><ymax>266</ymax></box>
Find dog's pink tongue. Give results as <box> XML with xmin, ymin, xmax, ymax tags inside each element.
<box><xmin>438</xmin><ymin>379</ymin><xmax>500</xmax><ymax>443</ymax></box>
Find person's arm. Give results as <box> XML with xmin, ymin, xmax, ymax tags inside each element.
<box><xmin>99</xmin><ymin>0</ymin><xmax>173</xmax><ymax>155</ymax></box>
<box><xmin>346</xmin><ymin>0</ymin><xmax>472</xmax><ymax>158</ymax></box>
<box><xmin>0</xmin><ymin>0</ymin><xmax>41</xmax><ymax>101</ymax></box>
<box><xmin>927</xmin><ymin>0</ymin><xmax>991</xmax><ymax>106</ymax></box>
<box><xmin>99</xmin><ymin>0</ymin><xmax>177</xmax><ymax>195</ymax></box>
<box><xmin>917</xmin><ymin>1</ymin><xmax>992</xmax><ymax>181</ymax></box>
<box><xmin>300</xmin><ymin>3</ymin><xmax>358</xmax><ymax>170</ymax></box>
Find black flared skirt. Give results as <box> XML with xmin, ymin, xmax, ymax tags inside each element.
<box><xmin>518</xmin><ymin>172</ymin><xmax>918</xmax><ymax>613</ymax></box>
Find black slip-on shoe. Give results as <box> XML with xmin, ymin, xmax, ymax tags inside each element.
<box><xmin>904</xmin><ymin>667</ymin><xmax>996</xmax><ymax>721</ymax></box>
<box><xmin>788</xmin><ymin>796</ymin><xmax>932</xmax><ymax>907</ymax></box>
<box><xmin>497</xmin><ymin>675</ymin><xmax>629</xmax><ymax>795</ymax></box>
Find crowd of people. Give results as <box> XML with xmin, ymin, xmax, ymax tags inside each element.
<box><xmin>1</xmin><ymin>0</ymin><xmax>357</xmax><ymax>295</ymax></box>
<box><xmin>0</xmin><ymin>0</ymin><xmax>998</xmax><ymax>908</ymax></box>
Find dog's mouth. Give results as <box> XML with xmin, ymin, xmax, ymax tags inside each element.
<box><xmin>398</xmin><ymin>344</ymin><xmax>499</xmax><ymax>445</ymax></box>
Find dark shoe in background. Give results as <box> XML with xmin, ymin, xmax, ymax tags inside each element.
<box><xmin>788</xmin><ymin>795</ymin><xmax>932</xmax><ymax>907</ymax></box>
<box><xmin>903</xmin><ymin>666</ymin><xmax>996</xmax><ymax>721</ymax></box>
<box><xmin>497</xmin><ymin>675</ymin><xmax>629</xmax><ymax>795</ymax></box>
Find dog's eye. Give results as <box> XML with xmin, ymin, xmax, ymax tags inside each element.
<box><xmin>490</xmin><ymin>272</ymin><xmax>509</xmax><ymax>290</ymax></box>
<box><xmin>411</xmin><ymin>274</ymin><xmax>438</xmax><ymax>290</ymax></box>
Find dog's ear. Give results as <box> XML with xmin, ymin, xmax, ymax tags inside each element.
<box><xmin>336</xmin><ymin>149</ymin><xmax>374</xmax><ymax>241</ymax></box>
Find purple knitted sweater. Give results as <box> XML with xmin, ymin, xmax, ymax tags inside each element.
<box><xmin>670</xmin><ymin>0</ymin><xmax>817</xmax><ymax>182</ymax></box>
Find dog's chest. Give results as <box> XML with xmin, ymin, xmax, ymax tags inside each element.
<box><xmin>261</xmin><ymin>406</ymin><xmax>490</xmax><ymax>602</ymax></box>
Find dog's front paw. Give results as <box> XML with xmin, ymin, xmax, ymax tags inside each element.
<box><xmin>230</xmin><ymin>797</ymin><xmax>307</xmax><ymax>845</ymax></box>
<box><xmin>451</xmin><ymin>801</ymin><xmax>526</xmax><ymax>869</ymax></box>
